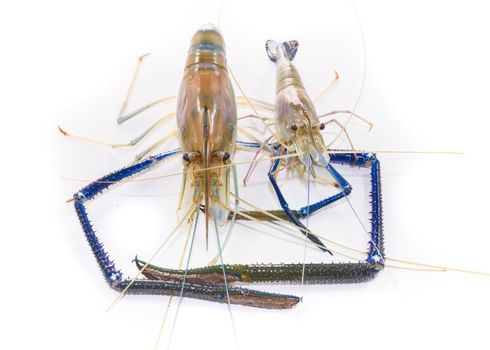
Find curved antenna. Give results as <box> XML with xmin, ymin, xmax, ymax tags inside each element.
<box><xmin>166</xmin><ymin>210</ymin><xmax>200</xmax><ymax>350</ymax></box>
<box><xmin>207</xmin><ymin>164</ymin><xmax>239</xmax><ymax>265</ymax></box>
<box><xmin>154</xmin><ymin>217</ymin><xmax>195</xmax><ymax>350</ymax></box>
<box><xmin>327</xmin><ymin>0</ymin><xmax>368</xmax><ymax>147</ymax></box>
<box><xmin>298</xmin><ymin>151</ymin><xmax>312</xmax><ymax>314</ymax></box>
<box><xmin>203</xmin><ymin>106</ymin><xmax>211</xmax><ymax>249</ymax></box>
<box><xmin>313</xmin><ymin>71</ymin><xmax>339</xmax><ymax>103</ymax></box>
<box><xmin>350</xmin><ymin>0</ymin><xmax>368</xmax><ymax>116</ymax></box>
<box><xmin>217</xmin><ymin>0</ymin><xmax>225</xmax><ymax>29</ymax></box>
<box><xmin>118</xmin><ymin>96</ymin><xmax>177</xmax><ymax>124</ymax></box>
<box><xmin>211</xmin><ymin>208</ymin><xmax>240</xmax><ymax>350</ymax></box>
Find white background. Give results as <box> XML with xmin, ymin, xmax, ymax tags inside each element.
<box><xmin>1</xmin><ymin>1</ymin><xmax>490</xmax><ymax>349</ymax></box>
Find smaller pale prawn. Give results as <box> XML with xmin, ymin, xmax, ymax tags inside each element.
<box><xmin>238</xmin><ymin>40</ymin><xmax>374</xmax><ymax>254</ymax></box>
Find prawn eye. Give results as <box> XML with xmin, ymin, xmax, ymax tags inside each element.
<box><xmin>182</xmin><ymin>153</ymin><xmax>190</xmax><ymax>162</ymax></box>
<box><xmin>319</xmin><ymin>123</ymin><xmax>325</xmax><ymax>130</ymax></box>
<box><xmin>223</xmin><ymin>152</ymin><xmax>230</xmax><ymax>161</ymax></box>
<box><xmin>290</xmin><ymin>123</ymin><xmax>298</xmax><ymax>131</ymax></box>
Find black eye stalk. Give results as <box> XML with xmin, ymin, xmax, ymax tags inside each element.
<box><xmin>290</xmin><ymin>123</ymin><xmax>298</xmax><ymax>131</ymax></box>
<box><xmin>210</xmin><ymin>151</ymin><xmax>231</xmax><ymax>163</ymax></box>
<box><xmin>319</xmin><ymin>123</ymin><xmax>325</xmax><ymax>130</ymax></box>
<box><xmin>182</xmin><ymin>152</ymin><xmax>201</xmax><ymax>163</ymax></box>
<box><xmin>184</xmin><ymin>151</ymin><xmax>229</xmax><ymax>163</ymax></box>
<box><xmin>223</xmin><ymin>152</ymin><xmax>231</xmax><ymax>162</ymax></box>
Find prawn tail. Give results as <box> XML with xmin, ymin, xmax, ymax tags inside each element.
<box><xmin>266</xmin><ymin>40</ymin><xmax>299</xmax><ymax>62</ymax></box>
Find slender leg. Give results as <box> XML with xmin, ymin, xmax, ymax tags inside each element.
<box><xmin>319</xmin><ymin>110</ymin><xmax>373</xmax><ymax>131</ymax></box>
<box><xmin>242</xmin><ymin>135</ymin><xmax>273</xmax><ymax>186</ymax></box>
<box><xmin>323</xmin><ymin>119</ymin><xmax>357</xmax><ymax>151</ymax></box>
<box><xmin>117</xmin><ymin>96</ymin><xmax>177</xmax><ymax>124</ymax></box>
<box><xmin>235</xmin><ymin>142</ymin><xmax>262</xmax><ymax>153</ymax></box>
<box><xmin>236</xmin><ymin>97</ymin><xmax>275</xmax><ymax>112</ymax></box>
<box><xmin>132</xmin><ymin>129</ymin><xmax>178</xmax><ymax>163</ymax></box>
<box><xmin>238</xmin><ymin>124</ymin><xmax>277</xmax><ymax>145</ymax></box>
<box><xmin>58</xmin><ymin>112</ymin><xmax>176</xmax><ymax>149</ymax></box>
<box><xmin>238</xmin><ymin>114</ymin><xmax>272</xmax><ymax>122</ymax></box>
<box><xmin>313</xmin><ymin>70</ymin><xmax>339</xmax><ymax>102</ymax></box>
<box><xmin>235</xmin><ymin>140</ymin><xmax>261</xmax><ymax>150</ymax></box>
<box><xmin>121</xmin><ymin>113</ymin><xmax>175</xmax><ymax>147</ymax></box>
<box><xmin>118</xmin><ymin>53</ymin><xmax>151</xmax><ymax>118</ymax></box>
